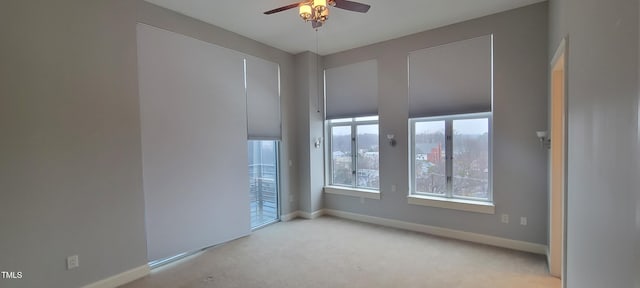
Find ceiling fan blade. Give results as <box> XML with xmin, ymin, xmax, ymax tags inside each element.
<box><xmin>312</xmin><ymin>20</ymin><xmax>323</xmax><ymax>28</ymax></box>
<box><xmin>264</xmin><ymin>2</ymin><xmax>301</xmax><ymax>15</ymax></box>
<box><xmin>332</xmin><ymin>0</ymin><xmax>370</xmax><ymax>13</ymax></box>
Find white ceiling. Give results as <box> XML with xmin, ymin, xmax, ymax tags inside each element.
<box><xmin>144</xmin><ymin>0</ymin><xmax>545</xmax><ymax>55</ymax></box>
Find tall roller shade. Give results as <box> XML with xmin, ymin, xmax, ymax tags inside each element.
<box><xmin>137</xmin><ymin>24</ymin><xmax>250</xmax><ymax>262</ymax></box>
<box><xmin>325</xmin><ymin>59</ymin><xmax>378</xmax><ymax>119</ymax></box>
<box><xmin>245</xmin><ymin>56</ymin><xmax>281</xmax><ymax>140</ymax></box>
<box><xmin>408</xmin><ymin>35</ymin><xmax>492</xmax><ymax>118</ymax></box>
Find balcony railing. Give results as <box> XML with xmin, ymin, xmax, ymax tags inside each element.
<box><xmin>249</xmin><ymin>174</ymin><xmax>278</xmax><ymax>228</ymax></box>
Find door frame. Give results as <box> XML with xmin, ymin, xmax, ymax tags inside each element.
<box><xmin>549</xmin><ymin>37</ymin><xmax>568</xmax><ymax>285</ymax></box>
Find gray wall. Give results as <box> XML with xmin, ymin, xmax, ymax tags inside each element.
<box><xmin>137</xmin><ymin>1</ymin><xmax>298</xmax><ymax>215</ymax></box>
<box><xmin>0</xmin><ymin>1</ymin><xmax>147</xmax><ymax>287</ymax></box>
<box><xmin>294</xmin><ymin>52</ymin><xmax>325</xmax><ymax>214</ymax></box>
<box><xmin>549</xmin><ymin>0</ymin><xmax>639</xmax><ymax>287</ymax></box>
<box><xmin>295</xmin><ymin>52</ymin><xmax>313</xmax><ymax>213</ymax></box>
<box><xmin>0</xmin><ymin>1</ymin><xmax>299</xmax><ymax>287</ymax></box>
<box><xmin>322</xmin><ymin>3</ymin><xmax>549</xmax><ymax>244</ymax></box>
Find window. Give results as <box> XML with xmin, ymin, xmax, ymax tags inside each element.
<box><xmin>248</xmin><ymin>140</ymin><xmax>279</xmax><ymax>228</ymax></box>
<box><xmin>410</xmin><ymin>113</ymin><xmax>491</xmax><ymax>202</ymax></box>
<box><xmin>328</xmin><ymin>116</ymin><xmax>379</xmax><ymax>191</ymax></box>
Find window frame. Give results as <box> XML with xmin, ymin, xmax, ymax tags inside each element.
<box><xmin>409</xmin><ymin>112</ymin><xmax>493</xmax><ymax>203</ymax></box>
<box><xmin>327</xmin><ymin>116</ymin><xmax>380</xmax><ymax>192</ymax></box>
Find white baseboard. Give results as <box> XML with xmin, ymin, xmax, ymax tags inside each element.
<box><xmin>546</xmin><ymin>246</ymin><xmax>551</xmax><ymax>267</ymax></box>
<box><xmin>280</xmin><ymin>211</ymin><xmax>300</xmax><ymax>221</ymax></box>
<box><xmin>299</xmin><ymin>209</ymin><xmax>325</xmax><ymax>219</ymax></box>
<box><xmin>281</xmin><ymin>210</ymin><xmax>325</xmax><ymax>220</ymax></box>
<box><xmin>323</xmin><ymin>209</ymin><xmax>547</xmax><ymax>255</ymax></box>
<box><xmin>83</xmin><ymin>264</ymin><xmax>150</xmax><ymax>288</ymax></box>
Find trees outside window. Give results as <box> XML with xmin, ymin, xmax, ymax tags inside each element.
<box><xmin>410</xmin><ymin>113</ymin><xmax>491</xmax><ymax>202</ymax></box>
<box><xmin>329</xmin><ymin>116</ymin><xmax>379</xmax><ymax>190</ymax></box>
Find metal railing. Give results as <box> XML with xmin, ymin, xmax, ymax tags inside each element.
<box><xmin>249</xmin><ymin>164</ymin><xmax>278</xmax><ymax>227</ymax></box>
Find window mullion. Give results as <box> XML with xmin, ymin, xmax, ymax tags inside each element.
<box><xmin>328</xmin><ymin>123</ymin><xmax>334</xmax><ymax>186</ymax></box>
<box><xmin>445</xmin><ymin>120</ymin><xmax>453</xmax><ymax>198</ymax></box>
<box><xmin>351</xmin><ymin>121</ymin><xmax>357</xmax><ymax>188</ymax></box>
<box><xmin>410</xmin><ymin>120</ymin><xmax>416</xmax><ymax>195</ymax></box>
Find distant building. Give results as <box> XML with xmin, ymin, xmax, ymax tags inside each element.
<box><xmin>364</xmin><ymin>151</ymin><xmax>379</xmax><ymax>158</ymax></box>
<box><xmin>332</xmin><ymin>151</ymin><xmax>346</xmax><ymax>158</ymax></box>
<box><xmin>415</xmin><ymin>143</ymin><xmax>442</xmax><ymax>163</ymax></box>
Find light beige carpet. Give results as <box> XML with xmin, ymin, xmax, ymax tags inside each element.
<box><xmin>122</xmin><ymin>216</ymin><xmax>560</xmax><ymax>288</ymax></box>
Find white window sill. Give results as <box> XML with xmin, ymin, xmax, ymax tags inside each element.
<box><xmin>408</xmin><ymin>195</ymin><xmax>495</xmax><ymax>214</ymax></box>
<box><xmin>324</xmin><ymin>186</ymin><xmax>381</xmax><ymax>200</ymax></box>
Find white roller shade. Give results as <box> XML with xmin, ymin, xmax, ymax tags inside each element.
<box><xmin>325</xmin><ymin>59</ymin><xmax>378</xmax><ymax>119</ymax></box>
<box><xmin>245</xmin><ymin>56</ymin><xmax>281</xmax><ymax>140</ymax></box>
<box><xmin>137</xmin><ymin>24</ymin><xmax>250</xmax><ymax>262</ymax></box>
<box><xmin>408</xmin><ymin>35</ymin><xmax>492</xmax><ymax>118</ymax></box>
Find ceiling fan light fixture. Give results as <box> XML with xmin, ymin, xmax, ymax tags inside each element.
<box><xmin>264</xmin><ymin>0</ymin><xmax>370</xmax><ymax>28</ymax></box>
<box><xmin>313</xmin><ymin>0</ymin><xmax>327</xmax><ymax>11</ymax></box>
<box><xmin>299</xmin><ymin>4</ymin><xmax>312</xmax><ymax>21</ymax></box>
<box><xmin>319</xmin><ymin>8</ymin><xmax>329</xmax><ymax>22</ymax></box>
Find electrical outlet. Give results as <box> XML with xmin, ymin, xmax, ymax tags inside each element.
<box><xmin>391</xmin><ymin>185</ymin><xmax>396</xmax><ymax>192</ymax></box>
<box><xmin>67</xmin><ymin>255</ymin><xmax>79</xmax><ymax>270</ymax></box>
<box><xmin>520</xmin><ymin>217</ymin><xmax>527</xmax><ymax>226</ymax></box>
<box><xmin>501</xmin><ymin>214</ymin><xmax>509</xmax><ymax>224</ymax></box>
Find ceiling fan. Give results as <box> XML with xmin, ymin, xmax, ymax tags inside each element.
<box><xmin>264</xmin><ymin>0</ymin><xmax>371</xmax><ymax>28</ymax></box>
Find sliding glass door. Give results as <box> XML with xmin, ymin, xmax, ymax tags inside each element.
<box><xmin>248</xmin><ymin>140</ymin><xmax>279</xmax><ymax>228</ymax></box>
